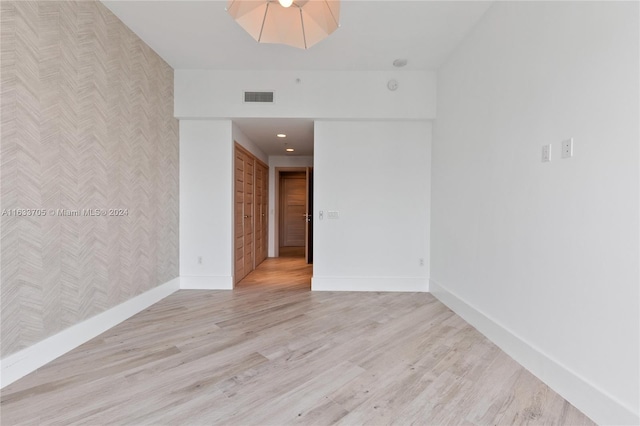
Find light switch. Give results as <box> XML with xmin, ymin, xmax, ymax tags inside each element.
<box><xmin>542</xmin><ymin>144</ymin><xmax>551</xmax><ymax>162</ymax></box>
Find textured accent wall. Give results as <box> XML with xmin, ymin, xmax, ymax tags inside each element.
<box><xmin>0</xmin><ymin>1</ymin><xmax>179</xmax><ymax>357</ymax></box>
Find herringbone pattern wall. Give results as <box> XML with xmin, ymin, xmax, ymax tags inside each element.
<box><xmin>0</xmin><ymin>0</ymin><xmax>179</xmax><ymax>357</ymax></box>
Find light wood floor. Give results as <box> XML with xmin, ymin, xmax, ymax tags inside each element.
<box><xmin>1</xmin><ymin>257</ymin><xmax>594</xmax><ymax>425</ymax></box>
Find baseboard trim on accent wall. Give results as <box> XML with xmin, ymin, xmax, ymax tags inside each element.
<box><xmin>312</xmin><ymin>276</ymin><xmax>428</xmax><ymax>292</ymax></box>
<box><xmin>0</xmin><ymin>278</ymin><xmax>180</xmax><ymax>389</ymax></box>
<box><xmin>180</xmin><ymin>275</ymin><xmax>233</xmax><ymax>290</ymax></box>
<box><xmin>429</xmin><ymin>279</ymin><xmax>639</xmax><ymax>426</ymax></box>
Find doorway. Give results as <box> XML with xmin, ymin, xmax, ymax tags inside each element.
<box><xmin>275</xmin><ymin>167</ymin><xmax>313</xmax><ymax>264</ymax></box>
<box><xmin>236</xmin><ymin>166</ymin><xmax>313</xmax><ymax>289</ymax></box>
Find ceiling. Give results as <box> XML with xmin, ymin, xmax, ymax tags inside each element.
<box><xmin>101</xmin><ymin>0</ymin><xmax>493</xmax><ymax>156</ymax></box>
<box><xmin>234</xmin><ymin>118</ymin><xmax>315</xmax><ymax>156</ymax></box>
<box><xmin>101</xmin><ymin>1</ymin><xmax>492</xmax><ymax>71</ymax></box>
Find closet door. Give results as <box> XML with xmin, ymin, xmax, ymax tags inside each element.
<box><xmin>235</xmin><ymin>147</ymin><xmax>254</xmax><ymax>283</ymax></box>
<box><xmin>243</xmin><ymin>152</ymin><xmax>255</xmax><ymax>279</ymax></box>
<box><xmin>234</xmin><ymin>144</ymin><xmax>268</xmax><ymax>284</ymax></box>
<box><xmin>234</xmin><ymin>148</ymin><xmax>247</xmax><ymax>282</ymax></box>
<box><xmin>255</xmin><ymin>161</ymin><xmax>268</xmax><ymax>266</ymax></box>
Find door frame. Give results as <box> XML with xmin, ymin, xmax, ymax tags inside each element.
<box><xmin>274</xmin><ymin>167</ymin><xmax>311</xmax><ymax>260</ymax></box>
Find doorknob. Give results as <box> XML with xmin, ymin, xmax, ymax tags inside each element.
<box><xmin>244</xmin><ymin>215</ymin><xmax>252</xmax><ymax>218</ymax></box>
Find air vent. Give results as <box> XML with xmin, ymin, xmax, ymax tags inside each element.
<box><xmin>244</xmin><ymin>91</ymin><xmax>274</xmax><ymax>103</ymax></box>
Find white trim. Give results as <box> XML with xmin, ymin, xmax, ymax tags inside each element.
<box><xmin>311</xmin><ymin>276</ymin><xmax>428</xmax><ymax>292</ymax></box>
<box><xmin>0</xmin><ymin>278</ymin><xmax>180</xmax><ymax>389</ymax></box>
<box><xmin>180</xmin><ymin>275</ymin><xmax>233</xmax><ymax>290</ymax></box>
<box><xmin>429</xmin><ymin>279</ymin><xmax>639</xmax><ymax>426</ymax></box>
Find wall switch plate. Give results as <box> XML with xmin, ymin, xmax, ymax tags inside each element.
<box><xmin>542</xmin><ymin>144</ymin><xmax>551</xmax><ymax>162</ymax></box>
<box><xmin>319</xmin><ymin>210</ymin><xmax>323</xmax><ymax>220</ymax></box>
<box><xmin>328</xmin><ymin>211</ymin><xmax>339</xmax><ymax>219</ymax></box>
<box><xmin>561</xmin><ymin>138</ymin><xmax>573</xmax><ymax>158</ymax></box>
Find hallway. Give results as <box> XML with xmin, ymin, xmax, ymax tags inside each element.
<box><xmin>237</xmin><ymin>251</ymin><xmax>312</xmax><ymax>291</ymax></box>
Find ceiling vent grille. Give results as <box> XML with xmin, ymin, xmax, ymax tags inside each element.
<box><xmin>244</xmin><ymin>91</ymin><xmax>274</xmax><ymax>103</ymax></box>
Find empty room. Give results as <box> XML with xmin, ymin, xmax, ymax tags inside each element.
<box><xmin>1</xmin><ymin>1</ymin><xmax>638</xmax><ymax>425</ymax></box>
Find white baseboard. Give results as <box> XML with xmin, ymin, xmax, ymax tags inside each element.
<box><xmin>180</xmin><ymin>275</ymin><xmax>233</xmax><ymax>290</ymax></box>
<box><xmin>429</xmin><ymin>279</ymin><xmax>639</xmax><ymax>426</ymax></box>
<box><xmin>311</xmin><ymin>276</ymin><xmax>428</xmax><ymax>292</ymax></box>
<box><xmin>0</xmin><ymin>278</ymin><xmax>180</xmax><ymax>389</ymax></box>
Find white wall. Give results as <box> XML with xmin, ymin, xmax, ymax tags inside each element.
<box><xmin>268</xmin><ymin>155</ymin><xmax>314</xmax><ymax>257</ymax></box>
<box><xmin>313</xmin><ymin>120</ymin><xmax>431</xmax><ymax>292</ymax></box>
<box><xmin>431</xmin><ymin>2</ymin><xmax>639</xmax><ymax>424</ymax></box>
<box><xmin>180</xmin><ymin>120</ymin><xmax>234</xmax><ymax>289</ymax></box>
<box><xmin>232</xmin><ymin>123</ymin><xmax>268</xmax><ymax>164</ymax></box>
<box><xmin>176</xmin><ymin>70</ymin><xmax>435</xmax><ymax>292</ymax></box>
<box><xmin>175</xmin><ymin>70</ymin><xmax>436</xmax><ymax>120</ymax></box>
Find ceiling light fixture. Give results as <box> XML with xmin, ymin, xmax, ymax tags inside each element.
<box><xmin>277</xmin><ymin>133</ymin><xmax>287</xmax><ymax>138</ymax></box>
<box><xmin>227</xmin><ymin>0</ymin><xmax>341</xmax><ymax>49</ymax></box>
<box><xmin>286</xmin><ymin>148</ymin><xmax>295</xmax><ymax>152</ymax></box>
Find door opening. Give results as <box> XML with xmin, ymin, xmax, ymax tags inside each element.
<box><xmin>275</xmin><ymin>167</ymin><xmax>313</xmax><ymax>264</ymax></box>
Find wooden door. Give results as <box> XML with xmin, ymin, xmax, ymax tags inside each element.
<box><xmin>261</xmin><ymin>164</ymin><xmax>268</xmax><ymax>261</ymax></box>
<box><xmin>234</xmin><ymin>149</ymin><xmax>248</xmax><ymax>282</ymax></box>
<box><xmin>255</xmin><ymin>161</ymin><xmax>268</xmax><ymax>266</ymax></box>
<box><xmin>243</xmin><ymin>153</ymin><xmax>255</xmax><ymax>278</ymax></box>
<box><xmin>279</xmin><ymin>172</ymin><xmax>306</xmax><ymax>248</ymax></box>
<box><xmin>305</xmin><ymin>167</ymin><xmax>313</xmax><ymax>264</ymax></box>
<box><xmin>235</xmin><ymin>144</ymin><xmax>268</xmax><ymax>284</ymax></box>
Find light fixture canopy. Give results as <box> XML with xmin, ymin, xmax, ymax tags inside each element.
<box><xmin>227</xmin><ymin>0</ymin><xmax>341</xmax><ymax>49</ymax></box>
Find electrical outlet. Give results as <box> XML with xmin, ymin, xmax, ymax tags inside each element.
<box><xmin>198</xmin><ymin>256</ymin><xmax>202</xmax><ymax>265</ymax></box>
<box><xmin>419</xmin><ymin>258</ymin><xmax>424</xmax><ymax>266</ymax></box>
<box><xmin>561</xmin><ymin>138</ymin><xmax>573</xmax><ymax>158</ymax></box>
<box><xmin>542</xmin><ymin>144</ymin><xmax>551</xmax><ymax>162</ymax></box>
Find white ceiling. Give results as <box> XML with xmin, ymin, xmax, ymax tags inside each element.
<box><xmin>234</xmin><ymin>117</ymin><xmax>315</xmax><ymax>156</ymax></box>
<box><xmin>102</xmin><ymin>1</ymin><xmax>492</xmax><ymax>71</ymax></box>
<box><xmin>101</xmin><ymin>0</ymin><xmax>493</xmax><ymax>156</ymax></box>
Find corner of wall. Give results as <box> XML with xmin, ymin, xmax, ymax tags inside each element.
<box><xmin>430</xmin><ymin>279</ymin><xmax>640</xmax><ymax>425</ymax></box>
<box><xmin>1</xmin><ymin>278</ymin><xmax>180</xmax><ymax>389</ymax></box>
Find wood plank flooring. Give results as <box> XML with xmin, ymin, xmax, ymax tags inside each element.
<box><xmin>1</xmin><ymin>257</ymin><xmax>594</xmax><ymax>425</ymax></box>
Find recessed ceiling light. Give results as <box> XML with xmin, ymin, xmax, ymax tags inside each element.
<box><xmin>393</xmin><ymin>59</ymin><xmax>408</xmax><ymax>68</ymax></box>
<box><xmin>277</xmin><ymin>133</ymin><xmax>287</xmax><ymax>138</ymax></box>
<box><xmin>286</xmin><ymin>148</ymin><xmax>295</xmax><ymax>152</ymax></box>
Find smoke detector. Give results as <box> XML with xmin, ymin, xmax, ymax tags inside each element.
<box><xmin>393</xmin><ymin>59</ymin><xmax>408</xmax><ymax>68</ymax></box>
